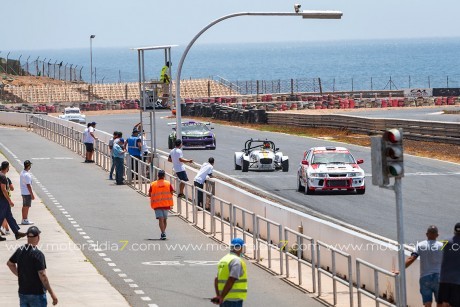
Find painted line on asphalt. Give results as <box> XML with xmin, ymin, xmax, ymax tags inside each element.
<box><xmin>1</xmin><ymin>142</ymin><xmax>156</xmax><ymax>307</ymax></box>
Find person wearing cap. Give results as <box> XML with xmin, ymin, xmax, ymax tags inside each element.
<box><xmin>112</xmin><ymin>137</ymin><xmax>127</xmax><ymax>185</ymax></box>
<box><xmin>212</xmin><ymin>238</ymin><xmax>248</xmax><ymax>306</ymax></box>
<box><xmin>20</xmin><ymin>160</ymin><xmax>35</xmax><ymax>226</ymax></box>
<box><xmin>168</xmin><ymin>139</ymin><xmax>193</xmax><ymax>198</ymax></box>
<box><xmin>7</xmin><ymin>226</ymin><xmax>58</xmax><ymax>306</ymax></box>
<box><xmin>127</xmin><ymin>128</ymin><xmax>143</xmax><ymax>179</ymax></box>
<box><xmin>404</xmin><ymin>225</ymin><xmax>443</xmax><ymax>307</ymax></box>
<box><xmin>83</xmin><ymin>122</ymin><xmax>98</xmax><ymax>163</ymax></box>
<box><xmin>193</xmin><ymin>157</ymin><xmax>214</xmax><ymax>209</ymax></box>
<box><xmin>0</xmin><ymin>161</ymin><xmax>26</xmax><ymax>241</ymax></box>
<box><xmin>438</xmin><ymin>222</ymin><xmax>460</xmax><ymax>307</ymax></box>
<box><xmin>148</xmin><ymin>169</ymin><xmax>174</xmax><ymax>240</ymax></box>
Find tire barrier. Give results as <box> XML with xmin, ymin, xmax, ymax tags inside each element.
<box><xmin>181</xmin><ymin>103</ymin><xmax>268</xmax><ymax>124</ymax></box>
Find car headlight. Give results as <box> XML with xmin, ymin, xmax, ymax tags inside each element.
<box><xmin>310</xmin><ymin>173</ymin><xmax>327</xmax><ymax>178</ymax></box>
<box><xmin>349</xmin><ymin>172</ymin><xmax>364</xmax><ymax>177</ymax></box>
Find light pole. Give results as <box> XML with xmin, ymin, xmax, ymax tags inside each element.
<box><xmin>90</xmin><ymin>34</ymin><xmax>95</xmax><ymax>85</ymax></box>
<box><xmin>174</xmin><ymin>10</ymin><xmax>342</xmax><ymax>139</ymax></box>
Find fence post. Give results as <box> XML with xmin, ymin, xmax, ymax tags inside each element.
<box><xmin>290</xmin><ymin>78</ymin><xmax>294</xmax><ymax>95</ymax></box>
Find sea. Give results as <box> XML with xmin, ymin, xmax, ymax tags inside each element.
<box><xmin>10</xmin><ymin>37</ymin><xmax>460</xmax><ymax>91</ymax></box>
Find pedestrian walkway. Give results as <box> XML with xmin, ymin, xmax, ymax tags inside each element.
<box><xmin>0</xmin><ymin>152</ymin><xmax>129</xmax><ymax>307</ymax></box>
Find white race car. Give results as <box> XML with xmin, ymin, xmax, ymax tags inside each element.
<box><xmin>58</xmin><ymin>107</ymin><xmax>86</xmax><ymax>124</ymax></box>
<box><xmin>297</xmin><ymin>146</ymin><xmax>365</xmax><ymax>195</ymax></box>
<box><xmin>234</xmin><ymin>139</ymin><xmax>289</xmax><ymax>172</ymax></box>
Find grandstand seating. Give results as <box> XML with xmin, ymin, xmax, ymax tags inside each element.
<box><xmin>1</xmin><ymin>79</ymin><xmax>239</xmax><ymax>104</ymax></box>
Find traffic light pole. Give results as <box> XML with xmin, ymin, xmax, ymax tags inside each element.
<box><xmin>394</xmin><ymin>177</ymin><xmax>407</xmax><ymax>307</ymax></box>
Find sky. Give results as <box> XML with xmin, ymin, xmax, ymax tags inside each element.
<box><xmin>2</xmin><ymin>0</ymin><xmax>460</xmax><ymax>51</ymax></box>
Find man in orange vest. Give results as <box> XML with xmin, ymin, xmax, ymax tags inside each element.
<box><xmin>148</xmin><ymin>170</ymin><xmax>174</xmax><ymax>240</ymax></box>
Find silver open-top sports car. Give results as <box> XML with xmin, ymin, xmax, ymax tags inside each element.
<box><xmin>234</xmin><ymin>139</ymin><xmax>289</xmax><ymax>172</ymax></box>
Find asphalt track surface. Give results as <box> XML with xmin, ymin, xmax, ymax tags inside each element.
<box><xmin>0</xmin><ymin>127</ymin><xmax>323</xmax><ymax>307</ymax></box>
<box><xmin>89</xmin><ymin>109</ymin><xmax>460</xmax><ymax>244</ymax></box>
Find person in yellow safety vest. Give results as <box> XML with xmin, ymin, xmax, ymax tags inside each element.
<box><xmin>148</xmin><ymin>169</ymin><xmax>174</xmax><ymax>240</ymax></box>
<box><xmin>159</xmin><ymin>61</ymin><xmax>171</xmax><ymax>106</ymax></box>
<box><xmin>160</xmin><ymin>61</ymin><xmax>171</xmax><ymax>84</ymax></box>
<box><xmin>212</xmin><ymin>238</ymin><xmax>248</xmax><ymax>306</ymax></box>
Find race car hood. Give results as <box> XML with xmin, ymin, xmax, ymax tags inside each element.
<box><xmin>309</xmin><ymin>163</ymin><xmax>361</xmax><ymax>172</ymax></box>
<box><xmin>250</xmin><ymin>150</ymin><xmax>275</xmax><ymax>158</ymax></box>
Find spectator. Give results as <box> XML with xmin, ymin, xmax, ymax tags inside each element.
<box><xmin>193</xmin><ymin>157</ymin><xmax>214</xmax><ymax>209</ymax></box>
<box><xmin>112</xmin><ymin>138</ymin><xmax>126</xmax><ymax>186</ymax></box>
<box><xmin>438</xmin><ymin>222</ymin><xmax>460</xmax><ymax>307</ymax></box>
<box><xmin>83</xmin><ymin>122</ymin><xmax>98</xmax><ymax>163</ymax></box>
<box><xmin>1</xmin><ymin>162</ymin><xmax>14</xmax><ymax>235</ymax></box>
<box><xmin>108</xmin><ymin>131</ymin><xmax>119</xmax><ymax>180</ymax></box>
<box><xmin>0</xmin><ymin>161</ymin><xmax>26</xmax><ymax>241</ymax></box>
<box><xmin>127</xmin><ymin>128</ymin><xmax>142</xmax><ymax>179</ymax></box>
<box><xmin>212</xmin><ymin>238</ymin><xmax>248</xmax><ymax>306</ymax></box>
<box><xmin>148</xmin><ymin>170</ymin><xmax>174</xmax><ymax>240</ymax></box>
<box><xmin>20</xmin><ymin>160</ymin><xmax>35</xmax><ymax>225</ymax></box>
<box><xmin>7</xmin><ymin>226</ymin><xmax>58</xmax><ymax>306</ymax></box>
<box><xmin>405</xmin><ymin>225</ymin><xmax>443</xmax><ymax>307</ymax></box>
<box><xmin>168</xmin><ymin>139</ymin><xmax>193</xmax><ymax>198</ymax></box>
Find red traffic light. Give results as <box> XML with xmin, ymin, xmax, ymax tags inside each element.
<box><xmin>386</xmin><ymin>129</ymin><xmax>402</xmax><ymax>143</ymax></box>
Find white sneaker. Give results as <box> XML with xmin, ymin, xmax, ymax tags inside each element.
<box><xmin>21</xmin><ymin>219</ymin><xmax>34</xmax><ymax>225</ymax></box>
<box><xmin>0</xmin><ymin>226</ymin><xmax>5</xmax><ymax>235</ymax></box>
<box><xmin>5</xmin><ymin>230</ymin><xmax>10</xmax><ymax>235</ymax></box>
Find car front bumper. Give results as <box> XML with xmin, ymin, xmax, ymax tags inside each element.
<box><xmin>308</xmin><ymin>176</ymin><xmax>365</xmax><ymax>190</ymax></box>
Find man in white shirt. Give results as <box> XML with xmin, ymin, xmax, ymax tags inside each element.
<box><xmin>20</xmin><ymin>160</ymin><xmax>35</xmax><ymax>225</ymax></box>
<box><xmin>168</xmin><ymin>139</ymin><xmax>193</xmax><ymax>198</ymax></box>
<box><xmin>83</xmin><ymin>122</ymin><xmax>98</xmax><ymax>163</ymax></box>
<box><xmin>194</xmin><ymin>157</ymin><xmax>214</xmax><ymax>208</ymax></box>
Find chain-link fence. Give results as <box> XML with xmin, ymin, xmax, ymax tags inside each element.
<box><xmin>0</xmin><ymin>55</ymin><xmax>82</xmax><ymax>82</ymax></box>
<box><xmin>218</xmin><ymin>75</ymin><xmax>460</xmax><ymax>95</ymax></box>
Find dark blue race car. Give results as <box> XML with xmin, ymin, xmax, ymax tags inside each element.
<box><xmin>168</xmin><ymin>121</ymin><xmax>216</xmax><ymax>150</ymax></box>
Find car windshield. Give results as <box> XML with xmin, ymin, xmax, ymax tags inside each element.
<box><xmin>66</xmin><ymin>110</ymin><xmax>80</xmax><ymax>114</ymax></box>
<box><xmin>312</xmin><ymin>152</ymin><xmax>355</xmax><ymax>164</ymax></box>
<box><xmin>182</xmin><ymin>124</ymin><xmax>209</xmax><ymax>133</ymax></box>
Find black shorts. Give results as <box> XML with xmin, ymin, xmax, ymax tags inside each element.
<box><xmin>85</xmin><ymin>143</ymin><xmax>94</xmax><ymax>152</ymax></box>
<box><xmin>438</xmin><ymin>282</ymin><xmax>460</xmax><ymax>306</ymax></box>
<box><xmin>176</xmin><ymin>171</ymin><xmax>188</xmax><ymax>182</ymax></box>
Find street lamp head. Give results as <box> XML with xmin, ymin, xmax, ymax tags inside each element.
<box><xmin>294</xmin><ymin>4</ymin><xmax>301</xmax><ymax>14</ymax></box>
<box><xmin>90</xmin><ymin>35</ymin><xmax>96</xmax><ymax>39</ymax></box>
<box><xmin>301</xmin><ymin>10</ymin><xmax>343</xmax><ymax>19</ymax></box>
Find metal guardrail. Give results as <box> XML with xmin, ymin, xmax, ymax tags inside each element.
<box><xmin>267</xmin><ymin>113</ymin><xmax>460</xmax><ymax>145</ymax></box>
<box><xmin>356</xmin><ymin>258</ymin><xmax>398</xmax><ymax>307</ymax></box>
<box><xmin>284</xmin><ymin>227</ymin><xmax>316</xmax><ymax>293</ymax></box>
<box><xmin>317</xmin><ymin>240</ymin><xmax>354</xmax><ymax>307</ymax></box>
<box><xmin>255</xmin><ymin>215</ymin><xmax>284</xmax><ymax>275</ymax></box>
<box><xmin>26</xmin><ymin>114</ymin><xmax>403</xmax><ymax>306</ymax></box>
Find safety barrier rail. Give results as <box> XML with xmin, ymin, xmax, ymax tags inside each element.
<box><xmin>356</xmin><ymin>258</ymin><xmax>398</xmax><ymax>307</ymax></box>
<box><xmin>317</xmin><ymin>240</ymin><xmax>354</xmax><ymax>307</ymax></box>
<box><xmin>284</xmin><ymin>227</ymin><xmax>316</xmax><ymax>293</ymax></box>
<box><xmin>266</xmin><ymin>113</ymin><xmax>460</xmax><ymax>145</ymax></box>
<box><xmin>24</xmin><ymin>113</ymin><xmax>404</xmax><ymax>306</ymax></box>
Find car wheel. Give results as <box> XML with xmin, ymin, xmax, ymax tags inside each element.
<box><xmin>211</xmin><ymin>139</ymin><xmax>216</xmax><ymax>150</ymax></box>
<box><xmin>282</xmin><ymin>160</ymin><xmax>289</xmax><ymax>172</ymax></box>
<box><xmin>168</xmin><ymin>138</ymin><xmax>173</xmax><ymax>149</ymax></box>
<box><xmin>234</xmin><ymin>155</ymin><xmax>241</xmax><ymax>170</ymax></box>
<box><xmin>356</xmin><ymin>187</ymin><xmax>366</xmax><ymax>195</ymax></box>
<box><xmin>242</xmin><ymin>160</ymin><xmax>249</xmax><ymax>172</ymax></box>
<box><xmin>297</xmin><ymin>175</ymin><xmax>305</xmax><ymax>192</ymax></box>
<box><xmin>305</xmin><ymin>178</ymin><xmax>314</xmax><ymax>195</ymax></box>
